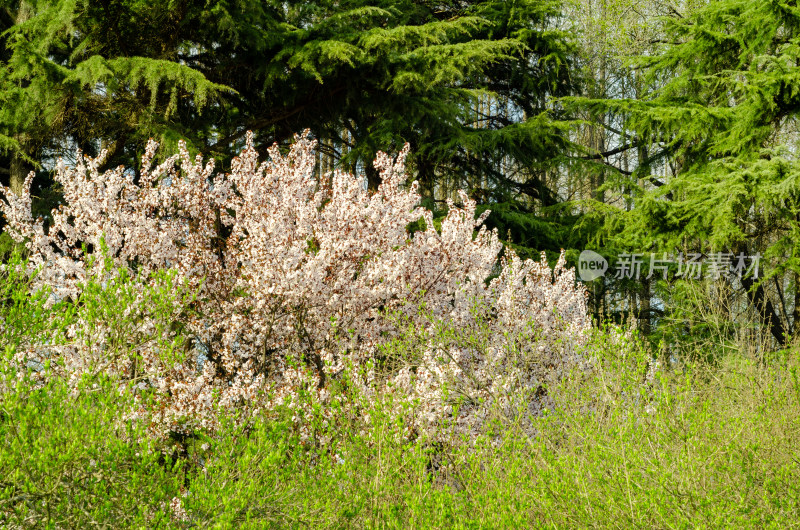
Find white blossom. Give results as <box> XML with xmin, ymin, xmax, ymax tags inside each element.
<box><xmin>1</xmin><ymin>131</ymin><xmax>590</xmax><ymax>443</ymax></box>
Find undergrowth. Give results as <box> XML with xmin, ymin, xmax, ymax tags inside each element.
<box><xmin>1</xmin><ymin>251</ymin><xmax>799</xmax><ymax>528</ymax></box>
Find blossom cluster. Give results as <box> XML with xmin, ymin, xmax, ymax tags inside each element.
<box><xmin>1</xmin><ymin>131</ymin><xmax>591</xmax><ymax>441</ymax></box>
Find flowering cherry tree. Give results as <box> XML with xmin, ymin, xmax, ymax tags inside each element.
<box><xmin>1</xmin><ymin>131</ymin><xmax>590</xmax><ymax>441</ymax></box>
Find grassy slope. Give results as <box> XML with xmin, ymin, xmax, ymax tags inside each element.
<box><xmin>2</xmin><ymin>334</ymin><xmax>799</xmax><ymax>528</ymax></box>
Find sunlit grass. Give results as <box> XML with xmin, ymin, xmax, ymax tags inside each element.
<box><xmin>1</xmin><ymin>250</ymin><xmax>799</xmax><ymax>528</ymax></box>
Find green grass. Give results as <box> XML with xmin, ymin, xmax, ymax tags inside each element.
<box><xmin>2</xmin><ymin>337</ymin><xmax>800</xmax><ymax>528</ymax></box>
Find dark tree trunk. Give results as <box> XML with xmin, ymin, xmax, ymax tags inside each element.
<box><xmin>9</xmin><ymin>150</ymin><xmax>29</xmax><ymax>196</ymax></box>
<box><xmin>736</xmin><ymin>243</ymin><xmax>788</xmax><ymax>346</ymax></box>
<box><xmin>365</xmin><ymin>163</ymin><xmax>381</xmax><ymax>191</ymax></box>
<box><xmin>414</xmin><ymin>156</ymin><xmax>434</xmax><ymax>199</ymax></box>
<box><xmin>794</xmin><ymin>271</ymin><xmax>800</xmax><ymax>336</ymax></box>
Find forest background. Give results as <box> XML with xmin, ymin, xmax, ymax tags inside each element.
<box><xmin>2</xmin><ymin>0</ymin><xmax>799</xmax><ymax>357</ymax></box>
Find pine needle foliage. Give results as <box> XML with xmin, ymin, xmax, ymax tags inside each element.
<box><xmin>566</xmin><ymin>0</ymin><xmax>800</xmax><ymax>343</ymax></box>
<box><xmin>576</xmin><ymin>0</ymin><xmax>800</xmax><ymax>255</ymax></box>
<box><xmin>0</xmin><ymin>0</ymin><xmax>577</xmax><ymax>219</ymax></box>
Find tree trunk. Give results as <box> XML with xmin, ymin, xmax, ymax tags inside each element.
<box><xmin>9</xmin><ymin>145</ymin><xmax>30</xmax><ymax>196</ymax></box>
<box><xmin>365</xmin><ymin>163</ymin><xmax>381</xmax><ymax>191</ymax></box>
<box><xmin>640</xmin><ymin>277</ymin><xmax>651</xmax><ymax>335</ymax></box>
<box><xmin>736</xmin><ymin>243</ymin><xmax>788</xmax><ymax>347</ymax></box>
<box><xmin>414</xmin><ymin>157</ymin><xmax>434</xmax><ymax>199</ymax></box>
<box><xmin>793</xmin><ymin>271</ymin><xmax>800</xmax><ymax>336</ymax></box>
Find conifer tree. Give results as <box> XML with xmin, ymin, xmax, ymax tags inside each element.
<box><xmin>0</xmin><ymin>0</ymin><xmax>576</xmax><ymax>227</ymax></box>
<box><xmin>576</xmin><ymin>0</ymin><xmax>800</xmax><ymax>345</ymax></box>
